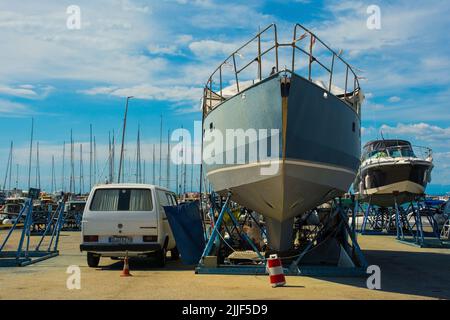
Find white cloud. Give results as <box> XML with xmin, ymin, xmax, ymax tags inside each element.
<box><xmin>380</xmin><ymin>123</ymin><xmax>450</xmax><ymax>144</ymax></box>
<box><xmin>81</xmin><ymin>84</ymin><xmax>202</xmax><ymax>104</ymax></box>
<box><xmin>0</xmin><ymin>85</ymin><xmax>38</xmax><ymax>98</ymax></box>
<box><xmin>0</xmin><ymin>84</ymin><xmax>54</xmax><ymax>99</ymax></box>
<box><xmin>388</xmin><ymin>96</ymin><xmax>401</xmax><ymax>103</ymax></box>
<box><xmin>189</xmin><ymin>40</ymin><xmax>239</xmax><ymax>58</ymax></box>
<box><xmin>0</xmin><ymin>99</ymin><xmax>35</xmax><ymax>117</ymax></box>
<box><xmin>147</xmin><ymin>44</ymin><xmax>182</xmax><ymax>56</ymax></box>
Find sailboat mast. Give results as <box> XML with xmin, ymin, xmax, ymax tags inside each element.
<box><xmin>191</xmin><ymin>163</ymin><xmax>193</xmax><ymax>192</ymax></box>
<box><xmin>89</xmin><ymin>124</ymin><xmax>92</xmax><ymax>190</ymax></box>
<box><xmin>36</xmin><ymin>141</ymin><xmax>41</xmax><ymax>189</ymax></box>
<box><xmin>8</xmin><ymin>141</ymin><xmax>12</xmax><ymax>191</ymax></box>
<box><xmin>152</xmin><ymin>144</ymin><xmax>156</xmax><ymax>185</ymax></box>
<box><xmin>136</xmin><ymin>125</ymin><xmax>141</xmax><ymax>183</ymax></box>
<box><xmin>2</xmin><ymin>141</ymin><xmax>13</xmax><ymax>192</ymax></box>
<box><xmin>183</xmin><ymin>130</ymin><xmax>187</xmax><ymax>194</ymax></box>
<box><xmin>27</xmin><ymin>118</ymin><xmax>34</xmax><ymax>190</ymax></box>
<box><xmin>159</xmin><ymin>114</ymin><xmax>162</xmax><ymax>186</ymax></box>
<box><xmin>61</xmin><ymin>141</ymin><xmax>65</xmax><ymax>192</ymax></box>
<box><xmin>15</xmin><ymin>164</ymin><xmax>19</xmax><ymax>190</ymax></box>
<box><xmin>166</xmin><ymin>129</ymin><xmax>170</xmax><ymax>189</ymax></box>
<box><xmin>93</xmin><ymin>136</ymin><xmax>97</xmax><ymax>186</ymax></box>
<box><xmin>118</xmin><ymin>96</ymin><xmax>133</xmax><ymax>183</ymax></box>
<box><xmin>70</xmin><ymin>130</ymin><xmax>75</xmax><ymax>194</ymax></box>
<box><xmin>143</xmin><ymin>160</ymin><xmax>146</xmax><ymax>184</ymax></box>
<box><xmin>51</xmin><ymin>155</ymin><xmax>55</xmax><ymax>193</ymax></box>
<box><xmin>112</xmin><ymin>131</ymin><xmax>115</xmax><ymax>182</ymax></box>
<box><xmin>79</xmin><ymin>143</ymin><xmax>84</xmax><ymax>194</ymax></box>
<box><xmin>108</xmin><ymin>132</ymin><xmax>112</xmax><ymax>182</ymax></box>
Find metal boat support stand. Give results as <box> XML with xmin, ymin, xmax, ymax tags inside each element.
<box><xmin>196</xmin><ymin>192</ymin><xmax>266</xmax><ymax>275</ymax></box>
<box><xmin>397</xmin><ymin>196</ymin><xmax>449</xmax><ymax>248</ymax></box>
<box><xmin>357</xmin><ymin>197</ymin><xmax>397</xmax><ymax>235</ymax></box>
<box><xmin>357</xmin><ymin>194</ymin><xmax>413</xmax><ymax>236</ymax></box>
<box><xmin>288</xmin><ymin>198</ymin><xmax>368</xmax><ymax>277</ymax></box>
<box><xmin>196</xmin><ymin>194</ymin><xmax>368</xmax><ymax>277</ymax></box>
<box><xmin>356</xmin><ymin>193</ymin><xmax>448</xmax><ymax>248</ymax></box>
<box><xmin>0</xmin><ymin>199</ymin><xmax>65</xmax><ymax>267</ymax></box>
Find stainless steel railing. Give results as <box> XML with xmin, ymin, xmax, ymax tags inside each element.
<box><xmin>203</xmin><ymin>23</ymin><xmax>362</xmax><ymax>116</ymax></box>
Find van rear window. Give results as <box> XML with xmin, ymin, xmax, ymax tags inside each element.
<box><xmin>90</xmin><ymin>189</ymin><xmax>153</xmax><ymax>211</ymax></box>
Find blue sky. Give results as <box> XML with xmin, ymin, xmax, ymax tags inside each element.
<box><xmin>0</xmin><ymin>0</ymin><xmax>449</xmax><ymax>194</ymax></box>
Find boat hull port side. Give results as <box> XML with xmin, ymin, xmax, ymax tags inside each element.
<box><xmin>203</xmin><ymin>71</ymin><xmax>362</xmax><ymax>251</ymax></box>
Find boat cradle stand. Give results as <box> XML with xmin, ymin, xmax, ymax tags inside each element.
<box><xmin>396</xmin><ymin>195</ymin><xmax>450</xmax><ymax>249</ymax></box>
<box><xmin>195</xmin><ymin>193</ymin><xmax>368</xmax><ymax>277</ymax></box>
<box><xmin>0</xmin><ymin>198</ymin><xmax>65</xmax><ymax>267</ymax></box>
<box><xmin>356</xmin><ymin>193</ymin><xmax>448</xmax><ymax>248</ymax></box>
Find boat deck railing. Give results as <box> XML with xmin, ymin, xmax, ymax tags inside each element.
<box><xmin>363</xmin><ymin>145</ymin><xmax>433</xmax><ymax>162</ymax></box>
<box><xmin>203</xmin><ymin>23</ymin><xmax>362</xmax><ymax>116</ymax></box>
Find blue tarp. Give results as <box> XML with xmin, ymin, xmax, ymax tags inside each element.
<box><xmin>424</xmin><ymin>199</ymin><xmax>446</xmax><ymax>207</ymax></box>
<box><xmin>164</xmin><ymin>201</ymin><xmax>205</xmax><ymax>265</ymax></box>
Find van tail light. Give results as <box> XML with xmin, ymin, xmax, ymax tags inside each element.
<box><xmin>84</xmin><ymin>235</ymin><xmax>99</xmax><ymax>242</ymax></box>
<box><xmin>143</xmin><ymin>236</ymin><xmax>157</xmax><ymax>242</ymax></box>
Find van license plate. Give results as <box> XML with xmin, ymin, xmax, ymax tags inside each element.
<box><xmin>109</xmin><ymin>236</ymin><xmax>132</xmax><ymax>244</ymax></box>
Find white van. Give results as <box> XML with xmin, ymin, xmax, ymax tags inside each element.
<box><xmin>80</xmin><ymin>183</ymin><xmax>178</xmax><ymax>267</ymax></box>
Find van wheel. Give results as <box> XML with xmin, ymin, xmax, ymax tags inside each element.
<box><xmin>170</xmin><ymin>247</ymin><xmax>180</xmax><ymax>260</ymax></box>
<box><xmin>155</xmin><ymin>248</ymin><xmax>166</xmax><ymax>267</ymax></box>
<box><xmin>87</xmin><ymin>252</ymin><xmax>100</xmax><ymax>268</ymax></box>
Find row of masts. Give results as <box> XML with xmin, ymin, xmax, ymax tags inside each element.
<box><xmin>2</xmin><ymin>115</ymin><xmax>199</xmax><ymax>196</ymax></box>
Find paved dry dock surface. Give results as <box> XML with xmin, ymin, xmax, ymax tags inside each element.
<box><xmin>0</xmin><ymin>230</ymin><xmax>449</xmax><ymax>300</ymax></box>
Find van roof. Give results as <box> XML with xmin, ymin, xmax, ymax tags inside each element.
<box><xmin>91</xmin><ymin>183</ymin><xmax>172</xmax><ymax>192</ymax></box>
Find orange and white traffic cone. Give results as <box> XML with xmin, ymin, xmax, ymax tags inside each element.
<box><xmin>120</xmin><ymin>251</ymin><xmax>132</xmax><ymax>277</ymax></box>
<box><xmin>267</xmin><ymin>254</ymin><xmax>286</xmax><ymax>287</ymax></box>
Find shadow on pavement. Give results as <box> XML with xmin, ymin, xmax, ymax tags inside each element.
<box><xmin>313</xmin><ymin>249</ymin><xmax>450</xmax><ymax>299</ymax></box>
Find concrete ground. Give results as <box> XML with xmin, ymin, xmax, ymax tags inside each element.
<box><xmin>0</xmin><ymin>230</ymin><xmax>449</xmax><ymax>300</ymax></box>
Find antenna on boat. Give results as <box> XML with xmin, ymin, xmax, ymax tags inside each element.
<box><xmin>118</xmin><ymin>96</ymin><xmax>133</xmax><ymax>183</ymax></box>
<box><xmin>27</xmin><ymin>118</ymin><xmax>34</xmax><ymax>190</ymax></box>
